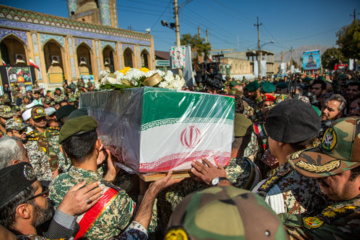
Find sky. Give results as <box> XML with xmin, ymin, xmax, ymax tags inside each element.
<box><xmin>2</xmin><ymin>0</ymin><xmax>360</xmax><ymax>55</ymax></box>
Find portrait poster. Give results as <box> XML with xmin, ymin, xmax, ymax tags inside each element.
<box><xmin>171</xmin><ymin>46</ymin><xmax>186</xmax><ymax>69</ymax></box>
<box><xmin>303</xmin><ymin>50</ymin><xmax>321</xmax><ymax>70</ymax></box>
<box><xmin>6</xmin><ymin>66</ymin><xmax>33</xmax><ymax>97</ymax></box>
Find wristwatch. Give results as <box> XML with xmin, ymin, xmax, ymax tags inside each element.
<box><xmin>211</xmin><ymin>177</ymin><xmax>227</xmax><ymax>186</ymax></box>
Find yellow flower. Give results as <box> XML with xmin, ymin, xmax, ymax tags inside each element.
<box><xmin>140</xmin><ymin>67</ymin><xmax>149</xmax><ymax>73</ymax></box>
<box><xmin>122</xmin><ymin>67</ymin><xmax>131</xmax><ymax>73</ymax></box>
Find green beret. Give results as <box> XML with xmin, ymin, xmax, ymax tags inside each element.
<box><xmin>276</xmin><ymin>82</ymin><xmax>288</xmax><ymax>89</ymax></box>
<box><xmin>302</xmin><ymin>77</ymin><xmax>313</xmax><ymax>83</ymax></box>
<box><xmin>261</xmin><ymin>82</ymin><xmax>276</xmax><ymax>93</ymax></box>
<box><xmin>46</xmin><ymin>90</ymin><xmax>52</xmax><ymax>93</ymax></box>
<box><xmin>59</xmin><ymin>115</ymin><xmax>98</xmax><ymax>143</ymax></box>
<box><xmin>55</xmin><ymin>88</ymin><xmax>61</xmax><ymax>92</ymax></box>
<box><xmin>312</xmin><ymin>105</ymin><xmax>321</xmax><ymax>117</ymax></box>
<box><xmin>245</xmin><ymin>81</ymin><xmax>260</xmax><ymax>92</ymax></box>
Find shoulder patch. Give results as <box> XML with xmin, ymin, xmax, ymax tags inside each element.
<box><xmin>303</xmin><ymin>217</ymin><xmax>324</xmax><ymax>229</ymax></box>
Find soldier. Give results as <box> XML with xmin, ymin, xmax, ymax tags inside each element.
<box><xmin>251</xmin><ymin>99</ymin><xmax>327</xmax><ymax>214</ymax></box>
<box><xmin>283</xmin><ymin>117</ymin><xmax>360</xmax><ymax>239</ymax></box>
<box><xmin>19</xmin><ymin>96</ymin><xmax>30</xmax><ymax>112</ymax></box>
<box><xmin>165</xmin><ymin>186</ymin><xmax>289</xmax><ymax>240</ymax></box>
<box><xmin>244</xmin><ymin>81</ymin><xmax>262</xmax><ymax>106</ymax></box>
<box><xmin>53</xmin><ymin>88</ymin><xmax>66</xmax><ymax>104</ymax></box>
<box><xmin>5</xmin><ymin>118</ymin><xmax>27</xmax><ymax>143</ymax></box>
<box><xmin>49</xmin><ymin>115</ymin><xmax>181</xmax><ymax>240</ymax></box>
<box><xmin>87</xmin><ymin>81</ymin><xmax>95</xmax><ymax>91</ymax></box>
<box><xmin>261</xmin><ymin>81</ymin><xmax>276</xmax><ymax>97</ymax></box>
<box><xmin>0</xmin><ymin>105</ymin><xmax>16</xmax><ymax>137</ymax></box>
<box><xmin>27</xmin><ymin>106</ymin><xmax>65</xmax><ymax>176</ymax></box>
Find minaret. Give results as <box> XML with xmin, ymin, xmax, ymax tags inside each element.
<box><xmin>67</xmin><ymin>0</ymin><xmax>78</xmax><ymax>18</ymax></box>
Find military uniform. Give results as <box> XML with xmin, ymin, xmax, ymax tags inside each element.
<box><xmin>282</xmin><ymin>117</ymin><xmax>360</xmax><ymax>239</ymax></box>
<box><xmin>253</xmin><ymin>162</ymin><xmax>327</xmax><ymax>214</ymax></box>
<box><xmin>53</xmin><ymin>94</ymin><xmax>66</xmax><ymax>104</ymax></box>
<box><xmin>157</xmin><ymin>157</ymin><xmax>260</xmax><ymax>227</ymax></box>
<box><xmin>0</xmin><ymin>105</ymin><xmax>16</xmax><ymax>137</ymax></box>
<box><xmin>49</xmin><ymin>166</ymin><xmax>136</xmax><ymax>240</ymax></box>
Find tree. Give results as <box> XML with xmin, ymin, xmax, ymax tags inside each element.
<box><xmin>179</xmin><ymin>33</ymin><xmax>211</xmax><ymax>59</ymax></box>
<box><xmin>336</xmin><ymin>19</ymin><xmax>360</xmax><ymax>59</ymax></box>
<box><xmin>321</xmin><ymin>48</ymin><xmax>347</xmax><ymax>70</ymax></box>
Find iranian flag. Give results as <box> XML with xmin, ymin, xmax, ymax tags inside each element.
<box><xmin>16</xmin><ymin>68</ymin><xmax>23</xmax><ymax>75</ymax></box>
<box><xmin>1</xmin><ymin>57</ymin><xmax>6</xmax><ymax>66</ymax></box>
<box><xmin>29</xmin><ymin>57</ymin><xmax>40</xmax><ymax>70</ymax></box>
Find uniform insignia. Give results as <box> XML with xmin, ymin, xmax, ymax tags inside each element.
<box><xmin>295</xmin><ymin>160</ymin><xmax>340</xmax><ymax>173</ymax></box>
<box><xmin>164</xmin><ymin>227</ymin><xmax>189</xmax><ymax>240</ymax></box>
<box><xmin>322</xmin><ymin>128</ymin><xmax>337</xmax><ymax>151</ymax></box>
<box><xmin>303</xmin><ymin>217</ymin><xmax>324</xmax><ymax>229</ymax></box>
<box><xmin>14</xmin><ymin>118</ymin><xmax>22</xmax><ymax>123</ymax></box>
<box><xmin>36</xmin><ymin>108</ymin><xmax>44</xmax><ymax>114</ymax></box>
<box><xmin>3</xmin><ymin>106</ymin><xmax>11</xmax><ymax>112</ymax></box>
<box><xmin>290</xmin><ymin>149</ymin><xmax>305</xmax><ymax>160</ymax></box>
<box><xmin>23</xmin><ymin>164</ymin><xmax>36</xmax><ymax>181</ymax></box>
<box><xmin>320</xmin><ymin>205</ymin><xmax>358</xmax><ymax>220</ymax></box>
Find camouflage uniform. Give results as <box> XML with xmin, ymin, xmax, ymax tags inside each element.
<box><xmin>282</xmin><ymin>117</ymin><xmax>360</xmax><ymax>239</ymax></box>
<box><xmin>157</xmin><ymin>157</ymin><xmax>260</xmax><ymax>227</ymax></box>
<box><xmin>253</xmin><ymin>162</ymin><xmax>328</xmax><ymax>215</ymax></box>
<box><xmin>0</xmin><ymin>105</ymin><xmax>16</xmax><ymax>137</ymax></box>
<box><xmin>49</xmin><ymin>166</ymin><xmax>136</xmax><ymax>240</ymax></box>
<box><xmin>282</xmin><ymin>196</ymin><xmax>360</xmax><ymax>239</ymax></box>
<box><xmin>53</xmin><ymin>94</ymin><xmax>66</xmax><ymax>104</ymax></box>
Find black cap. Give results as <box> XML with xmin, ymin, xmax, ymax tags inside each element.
<box><xmin>265</xmin><ymin>99</ymin><xmax>320</xmax><ymax>143</ymax></box>
<box><xmin>56</xmin><ymin>105</ymin><xmax>76</xmax><ymax>121</ymax></box>
<box><xmin>0</xmin><ymin>163</ymin><xmax>37</xmax><ymax>208</ymax></box>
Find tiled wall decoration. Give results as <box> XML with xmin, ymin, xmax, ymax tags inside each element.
<box><xmin>101</xmin><ymin>40</ymin><xmax>116</xmax><ymax>51</ymax></box>
<box><xmin>68</xmin><ymin>37</ymin><xmax>76</xmax><ymax>79</ymax></box>
<box><xmin>0</xmin><ymin>28</ymin><xmax>28</xmax><ymax>46</ymax></box>
<box><xmin>74</xmin><ymin>37</ymin><xmax>94</xmax><ymax>52</ymax></box>
<box><xmin>40</xmin><ymin>34</ymin><xmax>64</xmax><ymax>48</ymax></box>
<box><xmin>31</xmin><ymin>33</ymin><xmax>42</xmax><ymax>80</ymax></box>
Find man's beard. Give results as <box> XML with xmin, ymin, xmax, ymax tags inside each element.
<box><xmin>31</xmin><ymin>201</ymin><xmax>53</xmax><ymax>227</ymax></box>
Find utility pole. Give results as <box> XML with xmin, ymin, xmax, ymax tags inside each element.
<box><xmin>174</xmin><ymin>0</ymin><xmax>180</xmax><ymax>46</ymax></box>
<box><xmin>350</xmin><ymin>9</ymin><xmax>358</xmax><ymax>22</ymax></box>
<box><xmin>281</xmin><ymin>51</ymin><xmax>284</xmax><ymax>63</ymax></box>
<box><xmin>198</xmin><ymin>26</ymin><xmax>201</xmax><ymax>40</ymax></box>
<box><xmin>254</xmin><ymin>17</ymin><xmax>262</xmax><ymax>78</ymax></box>
<box><xmin>206</xmin><ymin>29</ymin><xmax>209</xmax><ymax>43</ymax></box>
<box><xmin>290</xmin><ymin>46</ymin><xmax>294</xmax><ymax>65</ymax></box>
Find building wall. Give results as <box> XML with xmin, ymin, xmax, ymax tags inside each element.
<box><xmin>221</xmin><ymin>58</ymin><xmax>252</xmax><ymax>75</ymax></box>
<box><xmin>0</xmin><ymin>5</ymin><xmax>154</xmax><ymax>89</ymax></box>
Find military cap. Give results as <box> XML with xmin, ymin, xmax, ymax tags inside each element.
<box><xmin>22</xmin><ymin>109</ymin><xmax>32</xmax><ymax>121</ymax></box>
<box><xmin>261</xmin><ymin>82</ymin><xmax>276</xmax><ymax>93</ymax></box>
<box><xmin>5</xmin><ymin>117</ymin><xmax>27</xmax><ymax>131</ymax></box>
<box><xmin>23</xmin><ymin>96</ymin><xmax>29</xmax><ymax>100</ymax></box>
<box><xmin>165</xmin><ymin>186</ymin><xmax>289</xmax><ymax>240</ymax></box>
<box><xmin>274</xmin><ymin>94</ymin><xmax>291</xmax><ymax>104</ymax></box>
<box><xmin>0</xmin><ymin>163</ymin><xmax>37</xmax><ymax>208</ymax></box>
<box><xmin>68</xmin><ymin>96</ymin><xmax>77</xmax><ymax>103</ymax></box>
<box><xmin>312</xmin><ymin>105</ymin><xmax>321</xmax><ymax>117</ymax></box>
<box><xmin>245</xmin><ymin>81</ymin><xmax>260</xmax><ymax>92</ymax></box>
<box><xmin>12</xmin><ymin>105</ymin><xmax>20</xmax><ymax>112</ymax></box>
<box><xmin>289</xmin><ymin>117</ymin><xmax>360</xmax><ymax>178</ymax></box>
<box><xmin>59</xmin><ymin>115</ymin><xmax>97</xmax><ymax>143</ymax></box>
<box><xmin>55</xmin><ymin>88</ymin><xmax>62</xmax><ymax>92</ymax></box>
<box><xmin>67</xmin><ymin>108</ymin><xmax>88</xmax><ymax>121</ymax></box>
<box><xmin>46</xmin><ymin>90</ymin><xmax>52</xmax><ymax>93</ymax></box>
<box><xmin>265</xmin><ymin>99</ymin><xmax>320</xmax><ymax>144</ymax></box>
<box><xmin>31</xmin><ymin>106</ymin><xmax>46</xmax><ymax>119</ymax></box>
<box><xmin>276</xmin><ymin>82</ymin><xmax>288</xmax><ymax>89</ymax></box>
<box><xmin>56</xmin><ymin>105</ymin><xmax>76</xmax><ymax>121</ymax></box>
<box><xmin>234</xmin><ymin>113</ymin><xmax>252</xmax><ymax>137</ymax></box>
<box><xmin>259</xmin><ymin>94</ymin><xmax>276</xmax><ymax>106</ymax></box>
<box><xmin>45</xmin><ymin>107</ymin><xmax>56</xmax><ymax>116</ymax></box>
<box><xmin>0</xmin><ymin>105</ymin><xmax>16</xmax><ymax>118</ymax></box>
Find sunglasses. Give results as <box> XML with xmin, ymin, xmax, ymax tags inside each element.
<box><xmin>34</xmin><ymin>117</ymin><xmax>46</xmax><ymax>123</ymax></box>
<box><xmin>28</xmin><ymin>189</ymin><xmax>49</xmax><ymax>201</ymax></box>
<box><xmin>14</xmin><ymin>129</ymin><xmax>26</xmax><ymax>135</ymax></box>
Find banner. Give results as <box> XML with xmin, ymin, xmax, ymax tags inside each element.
<box><xmin>261</xmin><ymin>60</ymin><xmax>267</xmax><ymax>77</ymax></box>
<box><xmin>81</xmin><ymin>75</ymin><xmax>94</xmax><ymax>84</ymax></box>
<box><xmin>6</xmin><ymin>66</ymin><xmax>33</xmax><ymax>97</ymax></box>
<box><xmin>303</xmin><ymin>50</ymin><xmax>321</xmax><ymax>70</ymax></box>
<box><xmin>280</xmin><ymin>62</ymin><xmax>287</xmax><ymax>73</ymax></box>
<box><xmin>254</xmin><ymin>61</ymin><xmax>259</xmax><ymax>78</ymax></box>
<box><xmin>171</xmin><ymin>46</ymin><xmax>186</xmax><ymax>69</ymax></box>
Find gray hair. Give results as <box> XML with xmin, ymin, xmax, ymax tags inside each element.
<box><xmin>326</xmin><ymin>94</ymin><xmax>347</xmax><ymax>112</ymax></box>
<box><xmin>0</xmin><ymin>136</ymin><xmax>24</xmax><ymax>169</ymax></box>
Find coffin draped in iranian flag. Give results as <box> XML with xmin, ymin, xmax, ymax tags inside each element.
<box><xmin>79</xmin><ymin>87</ymin><xmax>234</xmax><ymax>173</ymax></box>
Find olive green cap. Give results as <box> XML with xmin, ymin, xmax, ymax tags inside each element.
<box><xmin>234</xmin><ymin>113</ymin><xmax>252</xmax><ymax>137</ymax></box>
<box><xmin>276</xmin><ymin>82</ymin><xmax>288</xmax><ymax>89</ymax></box>
<box><xmin>59</xmin><ymin>115</ymin><xmax>98</xmax><ymax>143</ymax></box>
<box><xmin>261</xmin><ymin>82</ymin><xmax>276</xmax><ymax>93</ymax></box>
<box><xmin>165</xmin><ymin>186</ymin><xmax>289</xmax><ymax>240</ymax></box>
<box><xmin>245</xmin><ymin>81</ymin><xmax>260</xmax><ymax>92</ymax></box>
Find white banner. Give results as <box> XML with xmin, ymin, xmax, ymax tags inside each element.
<box><xmin>349</xmin><ymin>59</ymin><xmax>354</xmax><ymax>70</ymax></box>
<box><xmin>261</xmin><ymin>60</ymin><xmax>267</xmax><ymax>77</ymax></box>
<box><xmin>254</xmin><ymin>61</ymin><xmax>259</xmax><ymax>77</ymax></box>
<box><xmin>291</xmin><ymin>65</ymin><xmax>295</xmax><ymax>73</ymax></box>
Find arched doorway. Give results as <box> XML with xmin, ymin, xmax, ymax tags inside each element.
<box><xmin>140</xmin><ymin>50</ymin><xmax>150</xmax><ymax>68</ymax></box>
<box><xmin>43</xmin><ymin>40</ymin><xmax>64</xmax><ymax>83</ymax></box>
<box><xmin>76</xmin><ymin>43</ymin><xmax>93</xmax><ymax>75</ymax></box>
<box><xmin>102</xmin><ymin>45</ymin><xmax>115</xmax><ymax>72</ymax></box>
<box><xmin>123</xmin><ymin>48</ymin><xmax>134</xmax><ymax>68</ymax></box>
<box><xmin>0</xmin><ymin>35</ymin><xmax>27</xmax><ymax>65</ymax></box>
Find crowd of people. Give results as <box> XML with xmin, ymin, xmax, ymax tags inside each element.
<box><xmin>0</xmin><ymin>67</ymin><xmax>360</xmax><ymax>240</ymax></box>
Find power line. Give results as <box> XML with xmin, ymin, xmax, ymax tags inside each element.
<box><xmin>150</xmin><ymin>0</ymin><xmax>172</xmax><ymax>30</ymax></box>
